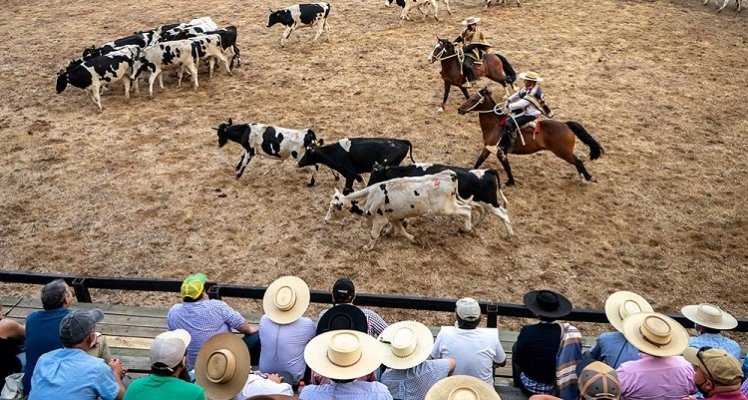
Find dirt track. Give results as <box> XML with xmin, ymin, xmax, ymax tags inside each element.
<box><xmin>0</xmin><ymin>0</ymin><xmax>746</xmax><ymax>331</ymax></box>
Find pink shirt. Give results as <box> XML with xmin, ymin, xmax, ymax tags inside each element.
<box><xmin>707</xmin><ymin>393</ymin><xmax>748</xmax><ymax>400</ymax></box>
<box><xmin>616</xmin><ymin>354</ymin><xmax>696</xmax><ymax>400</ymax></box>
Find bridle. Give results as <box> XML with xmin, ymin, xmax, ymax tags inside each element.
<box><xmin>428</xmin><ymin>41</ymin><xmax>464</xmax><ymax>64</ymax></box>
<box><xmin>460</xmin><ymin>92</ymin><xmax>504</xmax><ymax>115</ymax></box>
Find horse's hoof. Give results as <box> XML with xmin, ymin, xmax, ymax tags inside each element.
<box><xmin>437</xmin><ymin>107</ymin><xmax>444</xmax><ymax>114</ymax></box>
<box><xmin>506</xmin><ymin>180</ymin><xmax>515</xmax><ymax>186</ymax></box>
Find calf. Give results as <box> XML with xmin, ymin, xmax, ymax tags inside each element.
<box><xmin>160</xmin><ymin>17</ymin><xmax>219</xmax><ymax>41</ymax></box>
<box><xmin>266</xmin><ymin>3</ymin><xmax>331</xmax><ymax>47</ymax></box>
<box><xmin>385</xmin><ymin>0</ymin><xmax>451</xmax><ymax>23</ymax></box>
<box><xmin>56</xmin><ymin>45</ymin><xmax>141</xmax><ymax>112</ymax></box>
<box><xmin>297</xmin><ymin>137</ymin><xmax>414</xmax><ymax>195</ymax></box>
<box><xmin>183</xmin><ymin>34</ymin><xmax>232</xmax><ymax>80</ymax></box>
<box><xmin>176</xmin><ymin>26</ymin><xmax>241</xmax><ymax>68</ymax></box>
<box><xmin>132</xmin><ymin>40</ymin><xmax>199</xmax><ymax>98</ymax></box>
<box><xmin>325</xmin><ymin>170</ymin><xmax>473</xmax><ymax>251</ymax></box>
<box><xmin>82</xmin><ymin>31</ymin><xmax>160</xmax><ymax>59</ymax></box>
<box><xmin>215</xmin><ymin>118</ymin><xmax>323</xmax><ymax>185</ymax></box>
<box><xmin>368</xmin><ymin>163</ymin><xmax>513</xmax><ymax>237</ymax></box>
<box><xmin>704</xmin><ymin>0</ymin><xmax>742</xmax><ymax>12</ymax></box>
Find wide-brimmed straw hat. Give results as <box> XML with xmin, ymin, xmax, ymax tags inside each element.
<box><xmin>316</xmin><ymin>304</ymin><xmax>368</xmax><ymax>335</ymax></box>
<box><xmin>262</xmin><ymin>276</ymin><xmax>310</xmax><ymax>324</ymax></box>
<box><xmin>621</xmin><ymin>312</ymin><xmax>689</xmax><ymax>357</ymax></box>
<box><xmin>461</xmin><ymin>17</ymin><xmax>481</xmax><ymax>25</ymax></box>
<box><xmin>304</xmin><ymin>329</ymin><xmax>384</xmax><ymax>380</ymax></box>
<box><xmin>518</xmin><ymin>71</ymin><xmax>544</xmax><ymax>82</ymax></box>
<box><xmin>425</xmin><ymin>375</ymin><xmax>501</xmax><ymax>400</ymax></box>
<box><xmin>195</xmin><ymin>333</ymin><xmax>251</xmax><ymax>400</ymax></box>
<box><xmin>605</xmin><ymin>291</ymin><xmax>654</xmax><ymax>333</ymax></box>
<box><xmin>681</xmin><ymin>303</ymin><xmax>738</xmax><ymax>330</ymax></box>
<box><xmin>523</xmin><ymin>290</ymin><xmax>573</xmax><ymax>319</ymax></box>
<box><xmin>378</xmin><ymin>321</ymin><xmax>434</xmax><ymax>370</ymax></box>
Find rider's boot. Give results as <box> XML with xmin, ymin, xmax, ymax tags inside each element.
<box><xmin>496</xmin><ymin>126</ymin><xmax>513</xmax><ymax>161</ymax></box>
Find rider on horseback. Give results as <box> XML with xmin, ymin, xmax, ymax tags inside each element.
<box><xmin>497</xmin><ymin>71</ymin><xmax>554</xmax><ymax>159</ymax></box>
<box><xmin>454</xmin><ymin>17</ymin><xmax>491</xmax><ymax>88</ymax></box>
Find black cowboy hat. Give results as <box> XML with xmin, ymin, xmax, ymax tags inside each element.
<box><xmin>523</xmin><ymin>290</ymin><xmax>573</xmax><ymax>319</ymax></box>
<box><xmin>316</xmin><ymin>304</ymin><xmax>368</xmax><ymax>335</ymax></box>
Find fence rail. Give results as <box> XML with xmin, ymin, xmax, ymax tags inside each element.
<box><xmin>1</xmin><ymin>270</ymin><xmax>746</xmax><ymax>331</ymax></box>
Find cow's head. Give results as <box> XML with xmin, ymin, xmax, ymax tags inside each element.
<box><xmin>297</xmin><ymin>141</ymin><xmax>321</xmax><ymax>168</ymax></box>
<box><xmin>325</xmin><ymin>188</ymin><xmax>346</xmax><ymax>223</ymax></box>
<box><xmin>81</xmin><ymin>45</ymin><xmax>98</xmax><ymax>59</ymax></box>
<box><xmin>302</xmin><ymin>129</ymin><xmax>322</xmax><ymax>149</ymax></box>
<box><xmin>215</xmin><ymin>118</ymin><xmax>233</xmax><ymax>147</ymax></box>
<box><xmin>267</xmin><ymin>9</ymin><xmax>291</xmax><ymax>27</ymax></box>
<box><xmin>55</xmin><ymin>70</ymin><xmax>68</xmax><ymax>94</ymax></box>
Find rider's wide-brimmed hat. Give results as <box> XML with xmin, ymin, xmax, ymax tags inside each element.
<box><xmin>461</xmin><ymin>17</ymin><xmax>481</xmax><ymax>26</ymax></box>
<box><xmin>605</xmin><ymin>291</ymin><xmax>654</xmax><ymax>333</ymax></box>
<box><xmin>681</xmin><ymin>303</ymin><xmax>738</xmax><ymax>330</ymax></box>
<box><xmin>262</xmin><ymin>276</ymin><xmax>310</xmax><ymax>324</ymax></box>
<box><xmin>622</xmin><ymin>312</ymin><xmax>689</xmax><ymax>357</ymax></box>
<box><xmin>378</xmin><ymin>321</ymin><xmax>434</xmax><ymax>370</ymax></box>
<box><xmin>518</xmin><ymin>71</ymin><xmax>544</xmax><ymax>82</ymax></box>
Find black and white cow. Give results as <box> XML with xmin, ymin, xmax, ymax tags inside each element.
<box><xmin>175</xmin><ymin>26</ymin><xmax>241</xmax><ymax>68</ymax></box>
<box><xmin>385</xmin><ymin>0</ymin><xmax>451</xmax><ymax>23</ymax></box>
<box><xmin>215</xmin><ymin>118</ymin><xmax>324</xmax><ymax>185</ymax></box>
<box><xmin>82</xmin><ymin>31</ymin><xmax>158</xmax><ymax>59</ymax></box>
<box><xmin>266</xmin><ymin>3</ymin><xmax>331</xmax><ymax>47</ymax></box>
<box><xmin>160</xmin><ymin>17</ymin><xmax>219</xmax><ymax>41</ymax></box>
<box><xmin>56</xmin><ymin>45</ymin><xmax>141</xmax><ymax>112</ymax></box>
<box><xmin>180</xmin><ymin>34</ymin><xmax>232</xmax><ymax>81</ymax></box>
<box><xmin>368</xmin><ymin>163</ymin><xmax>513</xmax><ymax>237</ymax></box>
<box><xmin>132</xmin><ymin>40</ymin><xmax>199</xmax><ymax>98</ymax></box>
<box><xmin>297</xmin><ymin>137</ymin><xmax>414</xmax><ymax>195</ymax></box>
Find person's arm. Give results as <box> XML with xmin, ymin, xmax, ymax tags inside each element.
<box><xmin>236</xmin><ymin>320</ymin><xmax>258</xmax><ymax>335</ymax></box>
<box><xmin>493</xmin><ymin>335</ymin><xmax>507</xmax><ymax>367</ymax></box>
<box><xmin>586</xmin><ymin>338</ymin><xmax>603</xmax><ymax>361</ymax></box>
<box><xmin>217</xmin><ymin>301</ymin><xmax>257</xmax><ymax>334</ymax></box>
<box><xmin>508</xmin><ymin>98</ymin><xmax>530</xmax><ymax>111</ymax></box>
<box><xmin>101</xmin><ymin>358</ymin><xmax>126</xmax><ymax>400</ymax></box>
<box><xmin>446</xmin><ymin>358</ymin><xmax>457</xmax><ymax>376</ymax></box>
<box><xmin>0</xmin><ymin>319</ymin><xmax>25</xmax><ymax>340</ymax></box>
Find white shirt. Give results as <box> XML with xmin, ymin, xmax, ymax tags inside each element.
<box><xmin>259</xmin><ymin>315</ymin><xmax>317</xmax><ymax>382</ymax></box>
<box><xmin>430</xmin><ymin>326</ymin><xmax>506</xmax><ymax>386</ymax></box>
<box><xmin>299</xmin><ymin>381</ymin><xmax>394</xmax><ymax>400</ymax></box>
<box><xmin>233</xmin><ymin>373</ymin><xmax>294</xmax><ymax>400</ymax></box>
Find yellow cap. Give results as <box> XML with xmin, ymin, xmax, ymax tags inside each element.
<box><xmin>181</xmin><ymin>273</ymin><xmax>207</xmax><ymax>300</ymax></box>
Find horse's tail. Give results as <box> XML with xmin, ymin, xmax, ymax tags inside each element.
<box><xmin>495</xmin><ymin>53</ymin><xmax>516</xmax><ymax>83</ymax></box>
<box><xmin>566</xmin><ymin>121</ymin><xmax>604</xmax><ymax>160</ymax></box>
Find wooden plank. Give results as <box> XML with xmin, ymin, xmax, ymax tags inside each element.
<box><xmin>15</xmin><ymin>298</ymin><xmax>170</xmax><ymax>319</ymax></box>
<box><xmin>107</xmin><ymin>336</ymin><xmax>154</xmax><ymax>350</ymax></box>
<box><xmin>119</xmin><ymin>355</ymin><xmax>151</xmax><ymax>373</ymax></box>
<box><xmin>1</xmin><ymin>296</ymin><xmax>22</xmax><ymax>314</ymax></box>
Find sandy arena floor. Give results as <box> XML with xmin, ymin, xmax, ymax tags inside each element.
<box><xmin>0</xmin><ymin>0</ymin><xmax>746</xmax><ymax>332</ymax></box>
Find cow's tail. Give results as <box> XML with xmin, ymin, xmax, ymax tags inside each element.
<box><xmin>231</xmin><ymin>44</ymin><xmax>241</xmax><ymax>68</ymax></box>
<box><xmin>56</xmin><ymin>70</ymin><xmax>68</xmax><ymax>94</ymax></box>
<box><xmin>566</xmin><ymin>121</ymin><xmax>604</xmax><ymax>160</ymax></box>
<box><xmin>484</xmin><ymin>169</ymin><xmax>509</xmax><ymax>208</ymax></box>
<box><xmin>405</xmin><ymin>140</ymin><xmax>415</xmax><ymax>163</ymax></box>
<box><xmin>324</xmin><ymin>3</ymin><xmax>332</xmax><ymax>18</ymax></box>
<box><xmin>496</xmin><ymin>53</ymin><xmax>516</xmax><ymax>84</ymax></box>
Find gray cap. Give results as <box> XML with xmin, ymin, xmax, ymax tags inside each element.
<box><xmin>60</xmin><ymin>309</ymin><xmax>104</xmax><ymax>346</ymax></box>
<box><xmin>456</xmin><ymin>297</ymin><xmax>481</xmax><ymax>322</ymax></box>
<box><xmin>151</xmin><ymin>329</ymin><xmax>191</xmax><ymax>369</ymax></box>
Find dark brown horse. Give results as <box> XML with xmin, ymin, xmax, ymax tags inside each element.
<box><xmin>457</xmin><ymin>87</ymin><xmax>604</xmax><ymax>186</ymax></box>
<box><xmin>428</xmin><ymin>37</ymin><xmax>516</xmax><ymax>112</ymax></box>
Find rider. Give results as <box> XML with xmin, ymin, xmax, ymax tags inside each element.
<box><xmin>453</xmin><ymin>17</ymin><xmax>491</xmax><ymax>88</ymax></box>
<box><xmin>497</xmin><ymin>71</ymin><xmax>554</xmax><ymax>159</ymax></box>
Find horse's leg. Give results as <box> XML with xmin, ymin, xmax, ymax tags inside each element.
<box><xmin>439</xmin><ymin>81</ymin><xmax>451</xmax><ymax>113</ymax></box>
<box><xmin>553</xmin><ymin>143</ymin><xmax>594</xmax><ymax>182</ymax></box>
<box><xmin>498</xmin><ymin>155</ymin><xmax>515</xmax><ymax>186</ymax></box>
<box><xmin>474</xmin><ymin>148</ymin><xmax>491</xmax><ymax>169</ymax></box>
<box><xmin>459</xmin><ymin>86</ymin><xmax>470</xmax><ymax>99</ymax></box>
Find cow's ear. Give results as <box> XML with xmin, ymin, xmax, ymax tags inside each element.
<box><xmin>228</xmin><ymin>118</ymin><xmax>233</xmax><ymax>125</ymax></box>
<box><xmin>318</xmin><ymin>138</ymin><xmax>324</xmax><ymax>146</ymax></box>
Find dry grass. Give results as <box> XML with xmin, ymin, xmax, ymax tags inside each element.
<box><xmin>0</xmin><ymin>0</ymin><xmax>746</xmax><ymax>334</ymax></box>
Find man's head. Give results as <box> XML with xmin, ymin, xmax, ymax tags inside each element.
<box><xmin>332</xmin><ymin>278</ymin><xmax>355</xmax><ymax>304</ymax></box>
<box><xmin>578</xmin><ymin>361</ymin><xmax>620</xmax><ymax>399</ymax></box>
<box><xmin>461</xmin><ymin>16</ymin><xmax>480</xmax><ymax>31</ymax></box>
<box><xmin>41</xmin><ymin>279</ymin><xmax>73</xmax><ymax>310</ymax></box>
<box><xmin>518</xmin><ymin>71</ymin><xmax>543</xmax><ymax>88</ymax></box>
<box><xmin>150</xmin><ymin>329</ymin><xmax>191</xmax><ymax>377</ymax></box>
<box><xmin>455</xmin><ymin>297</ymin><xmax>481</xmax><ymax>329</ymax></box>
<box><xmin>59</xmin><ymin>309</ymin><xmax>104</xmax><ymax>348</ymax></box>
<box><xmin>683</xmin><ymin>347</ymin><xmax>745</xmax><ymax>396</ymax></box>
<box><xmin>181</xmin><ymin>273</ymin><xmax>207</xmax><ymax>302</ymax></box>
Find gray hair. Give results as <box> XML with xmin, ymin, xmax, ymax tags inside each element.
<box><xmin>41</xmin><ymin>279</ymin><xmax>69</xmax><ymax>310</ymax></box>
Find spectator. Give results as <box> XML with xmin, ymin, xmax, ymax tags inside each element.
<box><xmin>319</xmin><ymin>278</ymin><xmax>388</xmax><ymax>338</ymax></box>
<box><xmin>682</xmin><ymin>347</ymin><xmax>747</xmax><ymax>400</ymax></box>
<box><xmin>741</xmin><ymin>377</ymin><xmax>748</xmax><ymax>397</ymax></box>
<box><xmin>424</xmin><ymin>375</ymin><xmax>500</xmax><ymax>400</ymax></box>
<box><xmin>380</xmin><ymin>320</ymin><xmax>456</xmax><ymax>400</ymax></box>
<box><xmin>529</xmin><ymin>361</ymin><xmax>621</xmax><ymax>400</ymax></box>
<box><xmin>300</xmin><ymin>329</ymin><xmax>392</xmax><ymax>399</ymax></box>
<box><xmin>259</xmin><ymin>276</ymin><xmax>316</xmax><ymax>385</ymax></box>
<box><xmin>167</xmin><ymin>273</ymin><xmax>259</xmax><ymax>369</ymax></box>
<box><xmin>30</xmin><ymin>309</ymin><xmax>126</xmax><ymax>400</ymax></box>
<box><xmin>615</xmin><ymin>312</ymin><xmax>696</xmax><ymax>400</ymax></box>
<box><xmin>513</xmin><ymin>290</ymin><xmax>581</xmax><ymax>399</ymax></box>
<box><xmin>123</xmin><ymin>329</ymin><xmax>205</xmax><ymax>400</ymax></box>
<box><xmin>586</xmin><ymin>291</ymin><xmax>652</xmax><ymax>369</ymax></box>
<box><xmin>0</xmin><ymin>300</ymin><xmax>24</xmax><ymax>384</ymax></box>
<box><xmin>682</xmin><ymin>303</ymin><xmax>741</xmax><ymax>359</ymax></box>
<box><xmin>194</xmin><ymin>333</ymin><xmax>252</xmax><ymax>400</ymax></box>
<box><xmin>431</xmin><ymin>297</ymin><xmax>506</xmax><ymax>386</ymax></box>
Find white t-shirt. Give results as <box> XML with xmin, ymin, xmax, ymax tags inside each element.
<box><xmin>430</xmin><ymin>326</ymin><xmax>506</xmax><ymax>386</ymax></box>
<box><xmin>233</xmin><ymin>373</ymin><xmax>294</xmax><ymax>400</ymax></box>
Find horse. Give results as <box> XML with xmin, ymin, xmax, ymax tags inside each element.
<box><xmin>457</xmin><ymin>87</ymin><xmax>604</xmax><ymax>186</ymax></box>
<box><xmin>428</xmin><ymin>37</ymin><xmax>516</xmax><ymax>113</ymax></box>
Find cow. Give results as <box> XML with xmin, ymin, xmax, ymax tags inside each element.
<box><xmin>82</xmin><ymin>31</ymin><xmax>159</xmax><ymax>59</ymax></box>
<box><xmin>704</xmin><ymin>0</ymin><xmax>742</xmax><ymax>12</ymax></box>
<box><xmin>297</xmin><ymin>137</ymin><xmax>414</xmax><ymax>195</ymax></box>
<box><xmin>174</xmin><ymin>26</ymin><xmax>241</xmax><ymax>68</ymax></box>
<box><xmin>160</xmin><ymin>17</ymin><xmax>219</xmax><ymax>41</ymax></box>
<box><xmin>56</xmin><ymin>45</ymin><xmax>141</xmax><ymax>112</ymax></box>
<box><xmin>368</xmin><ymin>163</ymin><xmax>513</xmax><ymax>237</ymax></box>
<box><xmin>325</xmin><ymin>170</ymin><xmax>473</xmax><ymax>251</ymax></box>
<box><xmin>266</xmin><ymin>3</ymin><xmax>331</xmax><ymax>47</ymax></box>
<box><xmin>485</xmin><ymin>0</ymin><xmax>521</xmax><ymax>9</ymax></box>
<box><xmin>132</xmin><ymin>40</ymin><xmax>199</xmax><ymax>98</ymax></box>
<box><xmin>180</xmin><ymin>34</ymin><xmax>232</xmax><ymax>81</ymax></box>
<box><xmin>215</xmin><ymin>118</ymin><xmax>324</xmax><ymax>185</ymax></box>
<box><xmin>385</xmin><ymin>0</ymin><xmax>451</xmax><ymax>23</ymax></box>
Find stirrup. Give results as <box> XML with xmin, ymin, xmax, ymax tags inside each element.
<box><xmin>461</xmin><ymin>81</ymin><xmax>473</xmax><ymax>88</ymax></box>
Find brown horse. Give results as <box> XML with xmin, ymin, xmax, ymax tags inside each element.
<box><xmin>457</xmin><ymin>87</ymin><xmax>604</xmax><ymax>186</ymax></box>
<box><xmin>428</xmin><ymin>37</ymin><xmax>516</xmax><ymax>112</ymax></box>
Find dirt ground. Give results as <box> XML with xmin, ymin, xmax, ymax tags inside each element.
<box><xmin>0</xmin><ymin>0</ymin><xmax>746</xmax><ymax>335</ymax></box>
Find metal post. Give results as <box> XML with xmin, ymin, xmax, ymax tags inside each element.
<box><xmin>71</xmin><ymin>277</ymin><xmax>92</xmax><ymax>303</ymax></box>
<box><xmin>486</xmin><ymin>302</ymin><xmax>499</xmax><ymax>328</ymax></box>
<box><xmin>207</xmin><ymin>285</ymin><xmax>222</xmax><ymax>300</ymax></box>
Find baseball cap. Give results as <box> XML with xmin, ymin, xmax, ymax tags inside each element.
<box><xmin>151</xmin><ymin>329</ymin><xmax>191</xmax><ymax>370</ymax></box>
<box><xmin>332</xmin><ymin>278</ymin><xmax>355</xmax><ymax>303</ymax></box>
<box><xmin>60</xmin><ymin>309</ymin><xmax>105</xmax><ymax>346</ymax></box>
<box><xmin>456</xmin><ymin>297</ymin><xmax>481</xmax><ymax>322</ymax></box>
<box><xmin>578</xmin><ymin>361</ymin><xmax>620</xmax><ymax>399</ymax></box>
<box><xmin>683</xmin><ymin>347</ymin><xmax>744</xmax><ymax>386</ymax></box>
<box><xmin>181</xmin><ymin>273</ymin><xmax>207</xmax><ymax>300</ymax></box>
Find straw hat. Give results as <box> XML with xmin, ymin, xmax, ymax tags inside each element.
<box><xmin>195</xmin><ymin>333</ymin><xmax>251</xmax><ymax>400</ymax></box>
<box><xmin>425</xmin><ymin>375</ymin><xmax>501</xmax><ymax>400</ymax></box>
<box><xmin>304</xmin><ymin>330</ymin><xmax>384</xmax><ymax>381</ymax></box>
<box><xmin>378</xmin><ymin>321</ymin><xmax>434</xmax><ymax>370</ymax></box>
<box><xmin>605</xmin><ymin>291</ymin><xmax>653</xmax><ymax>333</ymax></box>
<box><xmin>681</xmin><ymin>303</ymin><xmax>738</xmax><ymax>330</ymax></box>
<box><xmin>262</xmin><ymin>276</ymin><xmax>310</xmax><ymax>324</ymax></box>
<box><xmin>461</xmin><ymin>17</ymin><xmax>481</xmax><ymax>26</ymax></box>
<box><xmin>518</xmin><ymin>71</ymin><xmax>544</xmax><ymax>83</ymax></box>
<box><xmin>621</xmin><ymin>312</ymin><xmax>689</xmax><ymax>357</ymax></box>
<box><xmin>523</xmin><ymin>290</ymin><xmax>572</xmax><ymax>319</ymax></box>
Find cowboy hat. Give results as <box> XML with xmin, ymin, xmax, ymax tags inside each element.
<box><xmin>195</xmin><ymin>333</ymin><xmax>251</xmax><ymax>400</ymax></box>
<box><xmin>316</xmin><ymin>303</ymin><xmax>368</xmax><ymax>335</ymax></box>
<box><xmin>304</xmin><ymin>330</ymin><xmax>385</xmax><ymax>380</ymax></box>
<box><xmin>378</xmin><ymin>321</ymin><xmax>434</xmax><ymax>370</ymax></box>
<box><xmin>461</xmin><ymin>17</ymin><xmax>481</xmax><ymax>25</ymax></box>
<box><xmin>523</xmin><ymin>290</ymin><xmax>573</xmax><ymax>319</ymax></box>
<box><xmin>518</xmin><ymin>71</ymin><xmax>544</xmax><ymax>82</ymax></box>
<box><xmin>681</xmin><ymin>303</ymin><xmax>738</xmax><ymax>330</ymax></box>
<box><xmin>621</xmin><ymin>312</ymin><xmax>689</xmax><ymax>357</ymax></box>
<box><xmin>605</xmin><ymin>291</ymin><xmax>654</xmax><ymax>333</ymax></box>
<box><xmin>425</xmin><ymin>375</ymin><xmax>501</xmax><ymax>400</ymax></box>
<box><xmin>262</xmin><ymin>276</ymin><xmax>311</xmax><ymax>324</ymax></box>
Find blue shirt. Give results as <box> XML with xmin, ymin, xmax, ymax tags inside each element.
<box><xmin>30</xmin><ymin>348</ymin><xmax>120</xmax><ymax>400</ymax></box>
<box><xmin>258</xmin><ymin>315</ymin><xmax>316</xmax><ymax>382</ymax></box>
<box><xmin>381</xmin><ymin>359</ymin><xmax>452</xmax><ymax>400</ymax></box>
<box><xmin>587</xmin><ymin>331</ymin><xmax>641</xmax><ymax>369</ymax></box>
<box><xmin>689</xmin><ymin>333</ymin><xmax>742</xmax><ymax>359</ymax></box>
<box><xmin>300</xmin><ymin>381</ymin><xmax>393</xmax><ymax>400</ymax></box>
<box><xmin>22</xmin><ymin>308</ymin><xmax>70</xmax><ymax>393</ymax></box>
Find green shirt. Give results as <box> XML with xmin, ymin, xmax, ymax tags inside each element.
<box><xmin>123</xmin><ymin>375</ymin><xmax>205</xmax><ymax>400</ymax></box>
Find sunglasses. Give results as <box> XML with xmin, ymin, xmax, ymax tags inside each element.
<box><xmin>696</xmin><ymin>346</ymin><xmax>715</xmax><ymax>383</ymax></box>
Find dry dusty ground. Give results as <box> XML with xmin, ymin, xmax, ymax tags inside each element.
<box><xmin>0</xmin><ymin>0</ymin><xmax>746</xmax><ymax>334</ymax></box>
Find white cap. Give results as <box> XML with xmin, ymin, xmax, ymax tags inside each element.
<box><xmin>456</xmin><ymin>297</ymin><xmax>481</xmax><ymax>322</ymax></box>
<box><xmin>150</xmin><ymin>329</ymin><xmax>191</xmax><ymax>369</ymax></box>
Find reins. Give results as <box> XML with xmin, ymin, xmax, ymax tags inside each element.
<box><xmin>430</xmin><ymin>44</ymin><xmax>464</xmax><ymax>64</ymax></box>
<box><xmin>462</xmin><ymin>93</ymin><xmax>527</xmax><ymax>146</ymax></box>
